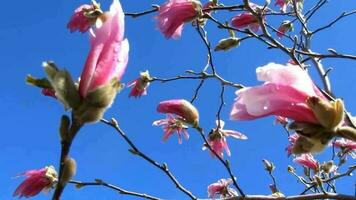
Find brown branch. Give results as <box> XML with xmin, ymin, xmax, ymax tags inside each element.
<box><xmin>100</xmin><ymin>118</ymin><xmax>197</xmax><ymax>200</ymax></box>
<box><xmin>312</xmin><ymin>10</ymin><xmax>356</xmax><ymax>35</ymax></box>
<box><xmin>69</xmin><ymin>180</ymin><xmax>161</xmax><ymax>200</ymax></box>
<box><xmin>125</xmin><ymin>6</ymin><xmax>159</xmax><ymax>18</ymax></box>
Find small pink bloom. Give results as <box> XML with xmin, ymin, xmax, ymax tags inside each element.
<box><xmin>230</xmin><ymin>62</ymin><xmax>325</xmax><ymax>123</ymax></box>
<box><xmin>286</xmin><ymin>133</ymin><xmax>299</xmax><ymax>156</ymax></box>
<box><xmin>156</xmin><ymin>0</ymin><xmax>201</xmax><ymax>39</ymax></box>
<box><xmin>67</xmin><ymin>4</ymin><xmax>96</xmax><ymax>33</ymax></box>
<box><xmin>127</xmin><ymin>71</ymin><xmax>151</xmax><ymax>98</ymax></box>
<box><xmin>277</xmin><ymin>20</ymin><xmax>293</xmax><ymax>38</ymax></box>
<box><xmin>275</xmin><ymin>0</ymin><xmax>290</xmax><ymax>13</ymax></box>
<box><xmin>153</xmin><ymin>114</ymin><xmax>189</xmax><ymax>144</ymax></box>
<box><xmin>293</xmin><ymin>154</ymin><xmax>319</xmax><ymax>171</ymax></box>
<box><xmin>157</xmin><ymin>99</ymin><xmax>199</xmax><ymax>125</ymax></box>
<box><xmin>207</xmin><ymin>178</ymin><xmax>237</xmax><ymax>199</ymax></box>
<box><xmin>79</xmin><ymin>0</ymin><xmax>129</xmax><ymax>98</ymax></box>
<box><xmin>204</xmin><ymin>120</ymin><xmax>247</xmax><ymax>158</ymax></box>
<box><xmin>231</xmin><ymin>12</ymin><xmax>260</xmax><ymax>32</ymax></box>
<box><xmin>13</xmin><ymin>166</ymin><xmax>58</xmax><ymax>198</ymax></box>
<box><xmin>333</xmin><ymin>138</ymin><xmax>356</xmax><ymax>158</ymax></box>
<box><xmin>274</xmin><ymin>116</ymin><xmax>289</xmax><ymax>126</ymax></box>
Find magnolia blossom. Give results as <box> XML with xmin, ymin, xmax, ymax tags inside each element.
<box><xmin>67</xmin><ymin>4</ymin><xmax>95</xmax><ymax>33</ymax></box>
<box><xmin>231</xmin><ymin>13</ymin><xmax>259</xmax><ymax>32</ymax></box>
<box><xmin>153</xmin><ymin>114</ymin><xmax>189</xmax><ymax>144</ymax></box>
<box><xmin>286</xmin><ymin>133</ymin><xmax>299</xmax><ymax>156</ymax></box>
<box><xmin>157</xmin><ymin>99</ymin><xmax>199</xmax><ymax>125</ymax></box>
<box><xmin>204</xmin><ymin>120</ymin><xmax>247</xmax><ymax>158</ymax></box>
<box><xmin>156</xmin><ymin>0</ymin><xmax>201</xmax><ymax>39</ymax></box>
<box><xmin>230</xmin><ymin>62</ymin><xmax>325</xmax><ymax>123</ymax></box>
<box><xmin>293</xmin><ymin>154</ymin><xmax>318</xmax><ymax>171</ymax></box>
<box><xmin>275</xmin><ymin>0</ymin><xmax>290</xmax><ymax>13</ymax></box>
<box><xmin>333</xmin><ymin>138</ymin><xmax>356</xmax><ymax>158</ymax></box>
<box><xmin>13</xmin><ymin>166</ymin><xmax>58</xmax><ymax>198</ymax></box>
<box><xmin>207</xmin><ymin>178</ymin><xmax>237</xmax><ymax>199</ymax></box>
<box><xmin>127</xmin><ymin>71</ymin><xmax>151</xmax><ymax>98</ymax></box>
<box><xmin>79</xmin><ymin>0</ymin><xmax>129</xmax><ymax>98</ymax></box>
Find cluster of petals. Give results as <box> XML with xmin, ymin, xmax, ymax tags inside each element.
<box><xmin>156</xmin><ymin>0</ymin><xmax>201</xmax><ymax>39</ymax></box>
<box><xmin>77</xmin><ymin>0</ymin><xmax>129</xmax><ymax>98</ymax></box>
<box><xmin>67</xmin><ymin>4</ymin><xmax>97</xmax><ymax>33</ymax></box>
<box><xmin>333</xmin><ymin>138</ymin><xmax>356</xmax><ymax>158</ymax></box>
<box><xmin>204</xmin><ymin>120</ymin><xmax>247</xmax><ymax>158</ymax></box>
<box><xmin>127</xmin><ymin>71</ymin><xmax>151</xmax><ymax>98</ymax></box>
<box><xmin>293</xmin><ymin>154</ymin><xmax>318</xmax><ymax>171</ymax></box>
<box><xmin>231</xmin><ymin>12</ymin><xmax>259</xmax><ymax>32</ymax></box>
<box><xmin>153</xmin><ymin>114</ymin><xmax>189</xmax><ymax>144</ymax></box>
<box><xmin>230</xmin><ymin>62</ymin><xmax>325</xmax><ymax>124</ymax></box>
<box><xmin>13</xmin><ymin>166</ymin><xmax>58</xmax><ymax>198</ymax></box>
<box><xmin>285</xmin><ymin>133</ymin><xmax>299</xmax><ymax>156</ymax></box>
<box><xmin>207</xmin><ymin>178</ymin><xmax>237</xmax><ymax>199</ymax></box>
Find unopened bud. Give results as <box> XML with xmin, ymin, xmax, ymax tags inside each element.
<box><xmin>61</xmin><ymin>157</ymin><xmax>77</xmax><ymax>185</ymax></box>
<box><xmin>321</xmin><ymin>161</ymin><xmax>337</xmax><ymax>173</ymax></box>
<box><xmin>287</xmin><ymin>165</ymin><xmax>295</xmax><ymax>173</ymax></box>
<box><xmin>214</xmin><ymin>37</ymin><xmax>240</xmax><ymax>52</ymax></box>
<box><xmin>262</xmin><ymin>159</ymin><xmax>275</xmax><ymax>173</ymax></box>
<box><xmin>307</xmin><ymin>97</ymin><xmax>344</xmax><ymax>130</ymax></box>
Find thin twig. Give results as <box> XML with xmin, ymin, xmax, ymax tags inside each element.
<box><xmin>125</xmin><ymin>6</ymin><xmax>159</xmax><ymax>18</ymax></box>
<box><xmin>227</xmin><ymin>192</ymin><xmax>356</xmax><ymax>200</ymax></box>
<box><xmin>69</xmin><ymin>180</ymin><xmax>161</xmax><ymax>200</ymax></box>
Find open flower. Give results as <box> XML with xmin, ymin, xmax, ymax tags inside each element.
<box><xmin>127</xmin><ymin>70</ymin><xmax>151</xmax><ymax>98</ymax></box>
<box><xmin>204</xmin><ymin>120</ymin><xmax>247</xmax><ymax>158</ymax></box>
<box><xmin>207</xmin><ymin>178</ymin><xmax>237</xmax><ymax>199</ymax></box>
<box><xmin>13</xmin><ymin>166</ymin><xmax>58</xmax><ymax>198</ymax></box>
<box><xmin>157</xmin><ymin>99</ymin><xmax>199</xmax><ymax>126</ymax></box>
<box><xmin>153</xmin><ymin>114</ymin><xmax>189</xmax><ymax>144</ymax></box>
<box><xmin>230</xmin><ymin>62</ymin><xmax>325</xmax><ymax>123</ymax></box>
<box><xmin>155</xmin><ymin>0</ymin><xmax>202</xmax><ymax>39</ymax></box>
<box><xmin>293</xmin><ymin>154</ymin><xmax>319</xmax><ymax>171</ymax></box>
<box><xmin>333</xmin><ymin>138</ymin><xmax>356</xmax><ymax>158</ymax></box>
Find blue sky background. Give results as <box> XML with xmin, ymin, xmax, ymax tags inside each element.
<box><xmin>1</xmin><ymin>0</ymin><xmax>355</xmax><ymax>199</ymax></box>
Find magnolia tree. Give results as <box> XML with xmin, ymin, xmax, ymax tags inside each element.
<box><xmin>12</xmin><ymin>0</ymin><xmax>356</xmax><ymax>199</ymax></box>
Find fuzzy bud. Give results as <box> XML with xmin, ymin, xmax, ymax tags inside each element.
<box><xmin>61</xmin><ymin>157</ymin><xmax>77</xmax><ymax>185</ymax></box>
<box><xmin>336</xmin><ymin>126</ymin><xmax>356</xmax><ymax>142</ymax></box>
<box><xmin>214</xmin><ymin>37</ymin><xmax>240</xmax><ymax>52</ymax></box>
<box><xmin>307</xmin><ymin>97</ymin><xmax>344</xmax><ymax>130</ymax></box>
<box><xmin>262</xmin><ymin>159</ymin><xmax>275</xmax><ymax>173</ymax></box>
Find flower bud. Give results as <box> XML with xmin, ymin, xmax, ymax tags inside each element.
<box><xmin>262</xmin><ymin>159</ymin><xmax>275</xmax><ymax>173</ymax></box>
<box><xmin>61</xmin><ymin>157</ymin><xmax>77</xmax><ymax>185</ymax></box>
<box><xmin>307</xmin><ymin>96</ymin><xmax>344</xmax><ymax>130</ymax></box>
<box><xmin>336</xmin><ymin>126</ymin><xmax>356</xmax><ymax>142</ymax></box>
<box><xmin>157</xmin><ymin>99</ymin><xmax>199</xmax><ymax>127</ymax></box>
<box><xmin>214</xmin><ymin>37</ymin><xmax>240</xmax><ymax>52</ymax></box>
<box><xmin>291</xmin><ymin>134</ymin><xmax>331</xmax><ymax>154</ymax></box>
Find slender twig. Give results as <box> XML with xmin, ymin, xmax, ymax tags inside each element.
<box><xmin>69</xmin><ymin>180</ymin><xmax>161</xmax><ymax>200</ymax></box>
<box><xmin>191</xmin><ymin>79</ymin><xmax>205</xmax><ymax>103</ymax></box>
<box><xmin>305</xmin><ymin>0</ymin><xmax>328</xmax><ymax>21</ymax></box>
<box><xmin>216</xmin><ymin>85</ymin><xmax>225</xmax><ymax>128</ymax></box>
<box><xmin>226</xmin><ymin>193</ymin><xmax>356</xmax><ymax>200</ymax></box>
<box><xmin>312</xmin><ymin>10</ymin><xmax>356</xmax><ymax>35</ymax></box>
<box><xmin>196</xmin><ymin>25</ymin><xmax>216</xmax><ymax>74</ymax></box>
<box><xmin>100</xmin><ymin>118</ymin><xmax>197</xmax><ymax>200</ymax></box>
<box><xmin>125</xmin><ymin>6</ymin><xmax>159</xmax><ymax>18</ymax></box>
<box><xmin>195</xmin><ymin>127</ymin><xmax>245</xmax><ymax>196</ymax></box>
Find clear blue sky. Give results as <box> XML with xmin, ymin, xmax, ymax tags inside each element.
<box><xmin>1</xmin><ymin>0</ymin><xmax>355</xmax><ymax>199</ymax></box>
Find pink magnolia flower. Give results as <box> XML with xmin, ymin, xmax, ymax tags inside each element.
<box><xmin>156</xmin><ymin>0</ymin><xmax>201</xmax><ymax>39</ymax></box>
<box><xmin>13</xmin><ymin>166</ymin><xmax>58</xmax><ymax>198</ymax></box>
<box><xmin>157</xmin><ymin>99</ymin><xmax>199</xmax><ymax>125</ymax></box>
<box><xmin>230</xmin><ymin>62</ymin><xmax>325</xmax><ymax>124</ymax></box>
<box><xmin>275</xmin><ymin>0</ymin><xmax>290</xmax><ymax>13</ymax></box>
<box><xmin>293</xmin><ymin>154</ymin><xmax>319</xmax><ymax>171</ymax></box>
<box><xmin>207</xmin><ymin>178</ymin><xmax>237</xmax><ymax>199</ymax></box>
<box><xmin>286</xmin><ymin>133</ymin><xmax>299</xmax><ymax>156</ymax></box>
<box><xmin>231</xmin><ymin>12</ymin><xmax>260</xmax><ymax>32</ymax></box>
<box><xmin>204</xmin><ymin>120</ymin><xmax>247</xmax><ymax>158</ymax></box>
<box><xmin>67</xmin><ymin>4</ymin><xmax>98</xmax><ymax>33</ymax></box>
<box><xmin>153</xmin><ymin>114</ymin><xmax>189</xmax><ymax>144</ymax></box>
<box><xmin>333</xmin><ymin>138</ymin><xmax>356</xmax><ymax>158</ymax></box>
<box><xmin>127</xmin><ymin>71</ymin><xmax>151</xmax><ymax>98</ymax></box>
<box><xmin>79</xmin><ymin>0</ymin><xmax>129</xmax><ymax>98</ymax></box>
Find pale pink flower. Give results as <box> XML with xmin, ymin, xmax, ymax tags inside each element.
<box><xmin>67</xmin><ymin>4</ymin><xmax>96</xmax><ymax>33</ymax></box>
<box><xmin>275</xmin><ymin>0</ymin><xmax>290</xmax><ymax>13</ymax></box>
<box><xmin>231</xmin><ymin>12</ymin><xmax>259</xmax><ymax>32</ymax></box>
<box><xmin>204</xmin><ymin>120</ymin><xmax>247</xmax><ymax>158</ymax></box>
<box><xmin>79</xmin><ymin>0</ymin><xmax>129</xmax><ymax>98</ymax></box>
<box><xmin>293</xmin><ymin>154</ymin><xmax>319</xmax><ymax>171</ymax></box>
<box><xmin>127</xmin><ymin>71</ymin><xmax>151</xmax><ymax>98</ymax></box>
<box><xmin>207</xmin><ymin>178</ymin><xmax>237</xmax><ymax>199</ymax></box>
<box><xmin>156</xmin><ymin>0</ymin><xmax>201</xmax><ymax>39</ymax></box>
<box><xmin>153</xmin><ymin>114</ymin><xmax>189</xmax><ymax>144</ymax></box>
<box><xmin>13</xmin><ymin>166</ymin><xmax>58</xmax><ymax>198</ymax></box>
<box><xmin>157</xmin><ymin>99</ymin><xmax>199</xmax><ymax>125</ymax></box>
<box><xmin>333</xmin><ymin>138</ymin><xmax>356</xmax><ymax>158</ymax></box>
<box><xmin>230</xmin><ymin>62</ymin><xmax>325</xmax><ymax>123</ymax></box>
<box><xmin>286</xmin><ymin>133</ymin><xmax>299</xmax><ymax>156</ymax></box>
